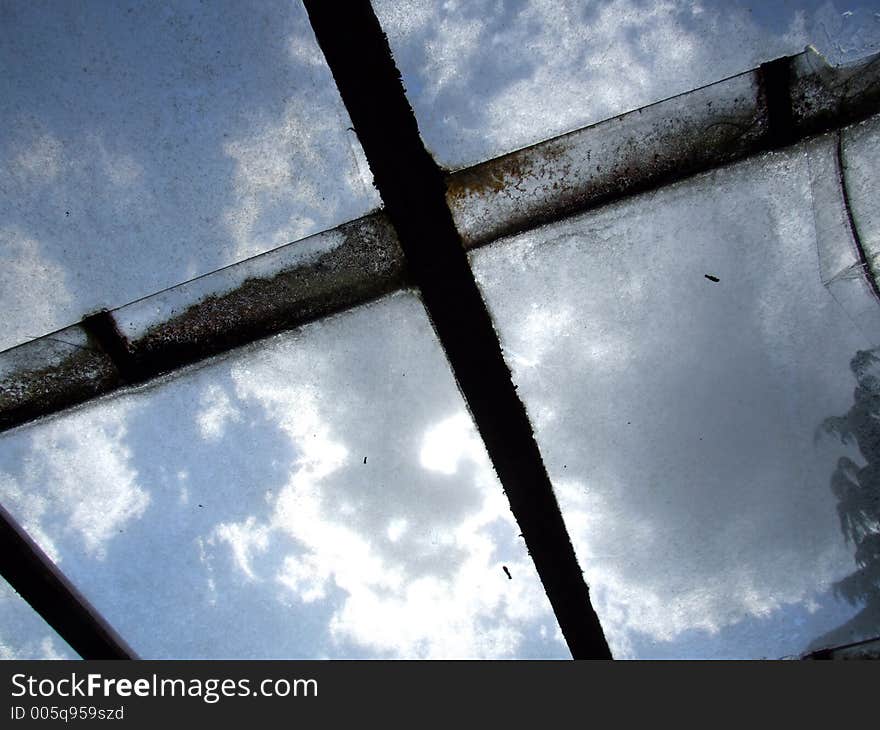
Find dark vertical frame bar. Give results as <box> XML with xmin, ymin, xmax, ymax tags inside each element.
<box><xmin>82</xmin><ymin>310</ymin><xmax>145</xmax><ymax>384</ymax></box>
<box><xmin>302</xmin><ymin>0</ymin><xmax>611</xmax><ymax>658</ymax></box>
<box><xmin>759</xmin><ymin>56</ymin><xmax>796</xmax><ymax>149</ymax></box>
<box><xmin>0</xmin><ymin>503</ymin><xmax>137</xmax><ymax>659</ymax></box>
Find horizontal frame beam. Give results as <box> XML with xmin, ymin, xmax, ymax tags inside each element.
<box><xmin>448</xmin><ymin>48</ymin><xmax>880</xmax><ymax>249</ymax></box>
<box><xmin>1</xmin><ymin>213</ymin><xmax>405</xmax><ymax>432</ymax></box>
<box><xmin>2</xmin><ymin>49</ymin><xmax>879</xmax><ymax>434</ymax></box>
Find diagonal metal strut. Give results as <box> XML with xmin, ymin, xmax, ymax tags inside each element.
<box><xmin>0</xmin><ymin>504</ymin><xmax>137</xmax><ymax>659</ymax></box>
<box><xmin>302</xmin><ymin>0</ymin><xmax>611</xmax><ymax>658</ymax></box>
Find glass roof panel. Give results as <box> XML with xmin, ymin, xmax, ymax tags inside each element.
<box><xmin>0</xmin><ymin>292</ymin><xmax>566</xmax><ymax>659</ymax></box>
<box><xmin>0</xmin><ymin>0</ymin><xmax>379</xmax><ymax>352</ymax></box>
<box><xmin>470</xmin><ymin>144</ymin><xmax>880</xmax><ymax>658</ymax></box>
<box><xmin>1</xmin><ymin>576</ymin><xmax>78</xmax><ymax>659</ymax></box>
<box><xmin>841</xmin><ymin>115</ymin><xmax>880</xmax><ymax>269</ymax></box>
<box><xmin>374</xmin><ymin>0</ymin><xmax>880</xmax><ymax>169</ymax></box>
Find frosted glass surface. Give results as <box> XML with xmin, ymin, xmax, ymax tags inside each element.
<box><xmin>471</xmin><ymin>148</ymin><xmax>880</xmax><ymax>658</ymax></box>
<box><xmin>0</xmin><ymin>0</ymin><xmax>378</xmax><ymax>352</ymax></box>
<box><xmin>375</xmin><ymin>0</ymin><xmax>880</xmax><ymax>169</ymax></box>
<box><xmin>1</xmin><ymin>576</ymin><xmax>77</xmax><ymax>660</ymax></box>
<box><xmin>842</xmin><ymin>114</ymin><xmax>880</xmax><ymax>270</ymax></box>
<box><xmin>0</xmin><ymin>293</ymin><xmax>566</xmax><ymax>659</ymax></box>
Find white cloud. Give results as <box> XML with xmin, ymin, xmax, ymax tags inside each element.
<box><xmin>221</xmin><ymin>93</ymin><xmax>375</xmax><ymax>260</ymax></box>
<box><xmin>210</xmin><ymin>517</ymin><xmax>270</xmax><ymax>580</ymax></box>
<box><xmin>13</xmin><ymin>133</ymin><xmax>63</xmax><ymax>182</ymax></box>
<box><xmin>190</xmin><ymin>334</ymin><xmax>558</xmax><ymax>658</ymax></box>
<box><xmin>196</xmin><ymin>383</ymin><xmax>242</xmax><ymax>441</ymax></box>
<box><xmin>419</xmin><ymin>412</ymin><xmax>488</xmax><ymax>475</ymax></box>
<box><xmin>0</xmin><ymin>294</ymin><xmax>563</xmax><ymax>658</ymax></box>
<box><xmin>0</xmin><ymin>226</ymin><xmax>73</xmax><ymax>351</ymax></box>
<box><xmin>555</xmin><ymin>478</ymin><xmax>847</xmax><ymax>657</ymax></box>
<box><xmin>376</xmin><ymin>0</ymin><xmax>880</xmax><ymax>168</ymax></box>
<box><xmin>0</xmin><ymin>403</ymin><xmax>149</xmax><ymax>562</ymax></box>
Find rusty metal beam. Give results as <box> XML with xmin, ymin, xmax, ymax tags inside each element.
<box><xmin>2</xmin><ymin>50</ymin><xmax>879</xmax><ymax>436</ymax></box>
<box><xmin>1</xmin><ymin>212</ymin><xmax>405</xmax><ymax>433</ymax></box>
<box><xmin>448</xmin><ymin>48</ymin><xmax>880</xmax><ymax>250</ymax></box>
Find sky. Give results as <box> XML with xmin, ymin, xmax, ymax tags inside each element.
<box><xmin>5</xmin><ymin>2</ymin><xmax>880</xmax><ymax>350</ymax></box>
<box><xmin>0</xmin><ymin>0</ymin><xmax>378</xmax><ymax>351</ymax></box>
<box><xmin>0</xmin><ymin>577</ymin><xmax>76</xmax><ymax>660</ymax></box>
<box><xmin>2</xmin><ymin>0</ymin><xmax>880</xmax><ymax>659</ymax></box>
<box><xmin>470</xmin><ymin>136</ymin><xmax>880</xmax><ymax>658</ymax></box>
<box><xmin>0</xmin><ymin>293</ymin><xmax>567</xmax><ymax>659</ymax></box>
<box><xmin>375</xmin><ymin>0</ymin><xmax>880</xmax><ymax>168</ymax></box>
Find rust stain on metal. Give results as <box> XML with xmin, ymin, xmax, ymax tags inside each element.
<box><xmin>447</xmin><ymin>49</ymin><xmax>880</xmax><ymax>251</ymax></box>
<box><xmin>447</xmin><ymin>154</ymin><xmax>534</xmax><ymax>202</ymax></box>
<box><xmin>448</xmin><ymin>89</ymin><xmax>765</xmax><ymax>249</ymax></box>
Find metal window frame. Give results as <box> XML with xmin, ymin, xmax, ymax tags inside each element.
<box><xmin>2</xmin><ymin>2</ymin><xmax>880</xmax><ymax>660</ymax></box>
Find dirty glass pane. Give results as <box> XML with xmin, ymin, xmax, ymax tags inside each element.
<box><xmin>0</xmin><ymin>293</ymin><xmax>566</xmax><ymax>659</ymax></box>
<box><xmin>1</xmin><ymin>576</ymin><xmax>78</xmax><ymax>659</ymax></box>
<box><xmin>842</xmin><ymin>114</ymin><xmax>880</xmax><ymax>270</ymax></box>
<box><xmin>374</xmin><ymin>0</ymin><xmax>880</xmax><ymax>169</ymax></box>
<box><xmin>0</xmin><ymin>0</ymin><xmax>379</xmax><ymax>352</ymax></box>
<box><xmin>807</xmin><ymin>132</ymin><xmax>880</xmax><ymax>344</ymax></box>
<box><xmin>470</xmin><ymin>145</ymin><xmax>880</xmax><ymax>658</ymax></box>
